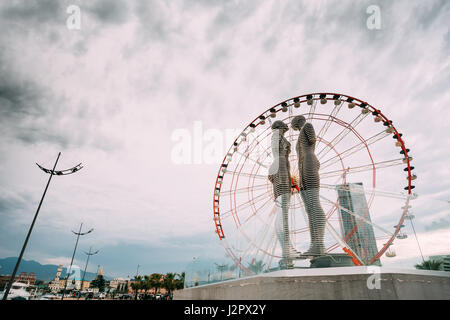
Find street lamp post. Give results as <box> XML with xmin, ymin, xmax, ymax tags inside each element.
<box><xmin>78</xmin><ymin>246</ymin><xmax>99</xmax><ymax>300</ymax></box>
<box><xmin>2</xmin><ymin>153</ymin><xmax>83</xmax><ymax>300</ymax></box>
<box><xmin>61</xmin><ymin>223</ymin><xmax>93</xmax><ymax>300</ymax></box>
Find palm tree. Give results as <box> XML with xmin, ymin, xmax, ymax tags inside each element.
<box><xmin>143</xmin><ymin>275</ymin><xmax>151</xmax><ymax>294</ymax></box>
<box><xmin>175</xmin><ymin>272</ymin><xmax>185</xmax><ymax>290</ymax></box>
<box><xmin>163</xmin><ymin>272</ymin><xmax>176</xmax><ymax>297</ymax></box>
<box><xmin>130</xmin><ymin>275</ymin><xmax>143</xmax><ymax>300</ymax></box>
<box><xmin>249</xmin><ymin>260</ymin><xmax>266</xmax><ymax>274</ymax></box>
<box><xmin>149</xmin><ymin>273</ymin><xmax>162</xmax><ymax>295</ymax></box>
<box><xmin>415</xmin><ymin>259</ymin><xmax>443</xmax><ymax>271</ymax></box>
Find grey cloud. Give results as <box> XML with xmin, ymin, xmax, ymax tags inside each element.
<box><xmin>425</xmin><ymin>217</ymin><xmax>450</xmax><ymax>231</ymax></box>
<box><xmin>87</xmin><ymin>0</ymin><xmax>129</xmax><ymax>25</ymax></box>
<box><xmin>14</xmin><ymin>127</ymin><xmax>70</xmax><ymax>149</ymax></box>
<box><xmin>0</xmin><ymin>62</ymin><xmax>118</xmax><ymax>151</ymax></box>
<box><xmin>133</xmin><ymin>0</ymin><xmax>174</xmax><ymax>42</ymax></box>
<box><xmin>414</xmin><ymin>0</ymin><xmax>449</xmax><ymax>30</ymax></box>
<box><xmin>0</xmin><ymin>193</ymin><xmax>29</xmax><ymax>214</ymax></box>
<box><xmin>212</xmin><ymin>0</ymin><xmax>261</xmax><ymax>28</ymax></box>
<box><xmin>444</xmin><ymin>27</ymin><xmax>450</xmax><ymax>52</ymax></box>
<box><xmin>207</xmin><ymin>0</ymin><xmax>261</xmax><ymax>38</ymax></box>
<box><xmin>0</xmin><ymin>0</ymin><xmax>64</xmax><ymax>25</ymax></box>
<box><xmin>0</xmin><ymin>0</ymin><xmax>131</xmax><ymax>26</ymax></box>
<box><xmin>0</xmin><ymin>54</ymin><xmax>70</xmax><ymax>148</ymax></box>
<box><xmin>204</xmin><ymin>45</ymin><xmax>230</xmax><ymax>71</ymax></box>
<box><xmin>0</xmin><ymin>79</ymin><xmax>45</xmax><ymax>118</ymax></box>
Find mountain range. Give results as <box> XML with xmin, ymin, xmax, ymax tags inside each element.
<box><xmin>0</xmin><ymin>257</ymin><xmax>112</xmax><ymax>282</ymax></box>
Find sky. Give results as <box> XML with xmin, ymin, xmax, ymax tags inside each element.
<box><xmin>0</xmin><ymin>0</ymin><xmax>449</xmax><ymax>279</ymax></box>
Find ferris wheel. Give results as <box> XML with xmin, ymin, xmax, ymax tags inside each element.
<box><xmin>213</xmin><ymin>93</ymin><xmax>417</xmax><ymax>273</ymax></box>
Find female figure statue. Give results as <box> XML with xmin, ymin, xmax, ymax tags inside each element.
<box><xmin>268</xmin><ymin>120</ymin><xmax>297</xmax><ymax>268</ymax></box>
<box><xmin>292</xmin><ymin>116</ymin><xmax>326</xmax><ymax>256</ymax></box>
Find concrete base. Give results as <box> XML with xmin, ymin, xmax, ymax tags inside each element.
<box><xmin>174</xmin><ymin>267</ymin><xmax>450</xmax><ymax>300</ymax></box>
<box><xmin>309</xmin><ymin>254</ymin><xmax>355</xmax><ymax>268</ymax></box>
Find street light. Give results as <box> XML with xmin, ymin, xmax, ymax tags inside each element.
<box><xmin>61</xmin><ymin>223</ymin><xmax>93</xmax><ymax>300</ymax></box>
<box><xmin>2</xmin><ymin>153</ymin><xmax>83</xmax><ymax>300</ymax></box>
<box><xmin>78</xmin><ymin>246</ymin><xmax>99</xmax><ymax>300</ymax></box>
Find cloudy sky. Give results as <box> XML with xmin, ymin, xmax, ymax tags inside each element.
<box><xmin>0</xmin><ymin>0</ymin><xmax>449</xmax><ymax>278</ymax></box>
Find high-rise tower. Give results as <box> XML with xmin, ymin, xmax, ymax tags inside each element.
<box><xmin>336</xmin><ymin>182</ymin><xmax>381</xmax><ymax>266</ymax></box>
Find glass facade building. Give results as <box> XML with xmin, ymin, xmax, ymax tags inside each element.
<box><xmin>336</xmin><ymin>182</ymin><xmax>381</xmax><ymax>266</ymax></box>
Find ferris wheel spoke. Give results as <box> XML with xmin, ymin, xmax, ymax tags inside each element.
<box><xmin>242</xmin><ymin>197</ymin><xmax>274</xmax><ymax>225</ymax></box>
<box><xmin>320</xmin><ymin>130</ymin><xmax>390</xmax><ymax>170</ymax></box>
<box><xmin>240</xmin><ymin>209</ymin><xmax>278</xmax><ymax>263</ymax></box>
<box><xmin>235</xmin><ymin>151</ymin><xmax>269</xmax><ymax>169</ymax></box>
<box><xmin>324</xmin><ymin>218</ymin><xmax>365</xmax><ymax>265</ymax></box>
<box><xmin>219</xmin><ymin>183</ymin><xmax>270</xmax><ymax>196</ymax></box>
<box><xmin>317</xmin><ymin>112</ymin><xmax>369</xmax><ymax>160</ymax></box>
<box><xmin>307</xmin><ymin>99</ymin><xmax>318</xmax><ymax>121</ymax></box>
<box><xmin>220</xmin><ymin>190</ymin><xmax>273</xmax><ymax>219</ymax></box>
<box><xmin>250</xmin><ymin>229</ymin><xmax>278</xmax><ymax>271</ymax></box>
<box><xmin>319</xmin><ymin>194</ymin><xmax>393</xmax><ymax>237</ymax></box>
<box><xmin>224</xmin><ymin>171</ymin><xmax>269</xmax><ymax>180</ymax></box>
<box><xmin>320</xmin><ymin>183</ymin><xmax>410</xmax><ymax>200</ymax></box>
<box><xmin>317</xmin><ymin>101</ymin><xmax>344</xmax><ymax>140</ymax></box>
<box><xmin>253</xmin><ymin>208</ymin><xmax>278</xmax><ymax>259</ymax></box>
<box><xmin>319</xmin><ymin>158</ymin><xmax>406</xmax><ymax>180</ymax></box>
<box><xmin>288</xmin><ymin>106</ymin><xmax>295</xmax><ymax>144</ymax></box>
<box><xmin>326</xmin><ymin>242</ymin><xmax>340</xmax><ymax>252</ymax></box>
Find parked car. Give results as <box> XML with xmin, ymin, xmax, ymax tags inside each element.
<box><xmin>94</xmin><ymin>292</ymin><xmax>106</xmax><ymax>299</ymax></box>
<box><xmin>40</xmin><ymin>294</ymin><xmax>59</xmax><ymax>300</ymax></box>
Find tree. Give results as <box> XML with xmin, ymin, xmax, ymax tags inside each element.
<box><xmin>130</xmin><ymin>275</ymin><xmax>143</xmax><ymax>300</ymax></box>
<box><xmin>90</xmin><ymin>274</ymin><xmax>106</xmax><ymax>293</ymax></box>
<box><xmin>249</xmin><ymin>260</ymin><xmax>266</xmax><ymax>274</ymax></box>
<box><xmin>143</xmin><ymin>275</ymin><xmax>151</xmax><ymax>294</ymax></box>
<box><xmin>149</xmin><ymin>273</ymin><xmax>162</xmax><ymax>295</ymax></box>
<box><xmin>415</xmin><ymin>259</ymin><xmax>443</xmax><ymax>271</ymax></box>
<box><xmin>175</xmin><ymin>272</ymin><xmax>185</xmax><ymax>290</ymax></box>
<box><xmin>162</xmin><ymin>272</ymin><xmax>176</xmax><ymax>296</ymax></box>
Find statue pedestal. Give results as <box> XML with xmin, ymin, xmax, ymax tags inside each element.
<box><xmin>309</xmin><ymin>254</ymin><xmax>355</xmax><ymax>268</ymax></box>
<box><xmin>175</xmin><ymin>267</ymin><xmax>450</xmax><ymax>300</ymax></box>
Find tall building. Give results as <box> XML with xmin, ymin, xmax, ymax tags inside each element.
<box><xmin>336</xmin><ymin>182</ymin><xmax>381</xmax><ymax>266</ymax></box>
<box><xmin>49</xmin><ymin>264</ymin><xmax>63</xmax><ymax>292</ymax></box>
<box><xmin>430</xmin><ymin>255</ymin><xmax>450</xmax><ymax>271</ymax></box>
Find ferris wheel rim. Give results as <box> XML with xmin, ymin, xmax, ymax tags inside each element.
<box><xmin>213</xmin><ymin>92</ymin><xmax>414</xmax><ymax>268</ymax></box>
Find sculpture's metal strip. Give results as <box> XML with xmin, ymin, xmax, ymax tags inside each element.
<box><xmin>268</xmin><ymin>121</ymin><xmax>297</xmax><ymax>268</ymax></box>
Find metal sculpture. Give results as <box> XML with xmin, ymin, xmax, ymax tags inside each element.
<box><xmin>292</xmin><ymin>116</ymin><xmax>326</xmax><ymax>255</ymax></box>
<box><xmin>268</xmin><ymin>120</ymin><xmax>297</xmax><ymax>268</ymax></box>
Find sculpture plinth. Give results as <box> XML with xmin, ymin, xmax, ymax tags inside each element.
<box><xmin>309</xmin><ymin>254</ymin><xmax>355</xmax><ymax>268</ymax></box>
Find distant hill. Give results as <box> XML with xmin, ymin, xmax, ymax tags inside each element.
<box><xmin>0</xmin><ymin>257</ymin><xmax>112</xmax><ymax>282</ymax></box>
